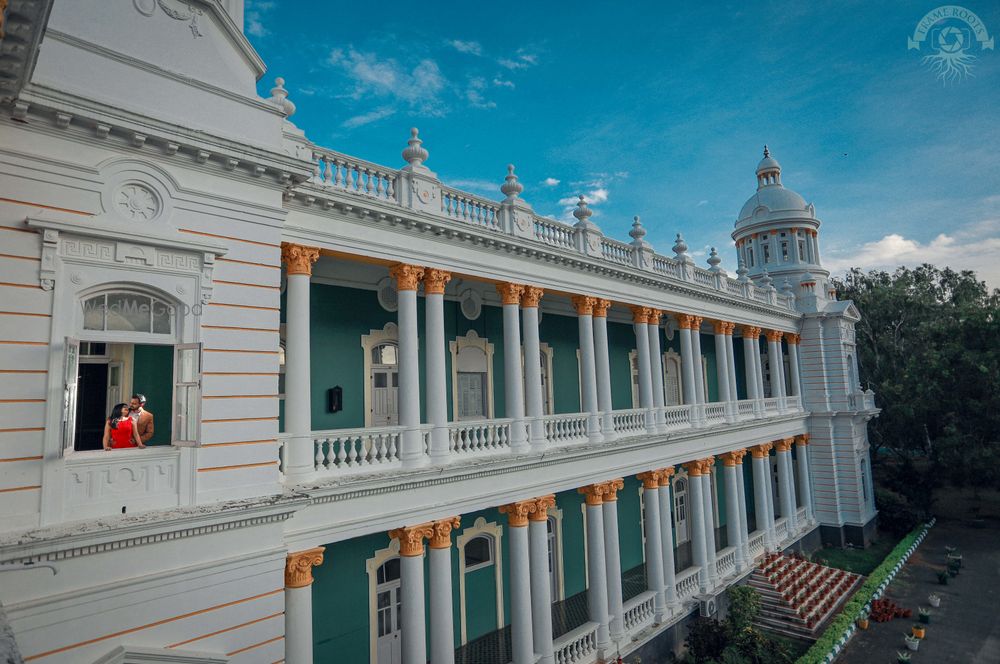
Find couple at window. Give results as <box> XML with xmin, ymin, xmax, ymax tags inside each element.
<box><xmin>102</xmin><ymin>394</ymin><xmax>154</xmax><ymax>450</ymax></box>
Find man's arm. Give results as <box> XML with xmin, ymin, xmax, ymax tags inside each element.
<box><xmin>141</xmin><ymin>412</ymin><xmax>154</xmax><ymax>443</ymax></box>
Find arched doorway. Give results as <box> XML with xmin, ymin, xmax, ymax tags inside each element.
<box><xmin>370</xmin><ymin>342</ymin><xmax>399</xmax><ymax>426</ymax></box>
<box><xmin>375</xmin><ymin>557</ymin><xmax>402</xmax><ymax>664</ymax></box>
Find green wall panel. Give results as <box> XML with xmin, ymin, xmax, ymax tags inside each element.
<box><xmin>556</xmin><ymin>488</ymin><xmax>588</xmax><ymax>598</ymax></box>
<box><xmin>131</xmin><ymin>343</ymin><xmax>172</xmax><ymax>445</ymax></box>
<box><xmin>617</xmin><ymin>477</ymin><xmax>644</xmax><ymax>571</ymax></box>
<box><xmin>538</xmin><ymin>311</ymin><xmax>582</xmax><ymax>413</ymax></box>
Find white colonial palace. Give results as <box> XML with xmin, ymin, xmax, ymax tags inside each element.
<box><xmin>0</xmin><ymin>2</ymin><xmax>879</xmax><ymax>663</ymax></box>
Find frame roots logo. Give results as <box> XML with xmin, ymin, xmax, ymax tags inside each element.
<box><xmin>908</xmin><ymin>5</ymin><xmax>994</xmax><ymax>83</ymax></box>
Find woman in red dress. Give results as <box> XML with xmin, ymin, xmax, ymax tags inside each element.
<box><xmin>103</xmin><ymin>402</ymin><xmax>145</xmax><ymax>450</ymax></box>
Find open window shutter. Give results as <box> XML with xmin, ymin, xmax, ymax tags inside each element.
<box><xmin>173</xmin><ymin>343</ymin><xmax>202</xmax><ymax>444</ymax></box>
<box><xmin>62</xmin><ymin>337</ymin><xmax>80</xmax><ymax>452</ymax></box>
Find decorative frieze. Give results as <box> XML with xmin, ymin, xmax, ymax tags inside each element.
<box><xmin>284</xmin><ymin>547</ymin><xmax>325</xmax><ymax>588</ymax></box>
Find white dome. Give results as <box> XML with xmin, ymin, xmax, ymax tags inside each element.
<box><xmin>756</xmin><ymin>155</ymin><xmax>781</xmax><ymax>174</ymax></box>
<box><xmin>737</xmin><ymin>186</ymin><xmax>811</xmax><ymax>226</ymax></box>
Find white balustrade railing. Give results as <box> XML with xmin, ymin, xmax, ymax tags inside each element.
<box><xmin>737</xmin><ymin>400</ymin><xmax>756</xmax><ymax>420</ymax></box>
<box><xmin>553</xmin><ymin>621</ymin><xmax>599</xmax><ymax>664</ymax></box>
<box><xmin>748</xmin><ymin>530</ymin><xmax>765</xmax><ymax>557</ymax></box>
<box><xmin>540</xmin><ymin>412</ymin><xmax>589</xmax><ymax>445</ymax></box>
<box><xmin>440</xmin><ymin>187</ymin><xmax>502</xmax><ymax>231</ymax></box>
<box><xmin>623</xmin><ymin>590</ymin><xmax>656</xmax><ymax>633</ymax></box>
<box><xmin>786</xmin><ymin>395</ymin><xmax>802</xmax><ymax>411</ymax></box>
<box><xmin>312</xmin><ymin>151</ymin><xmax>398</xmax><ymax>202</ymax></box>
<box><xmin>448</xmin><ymin>419</ymin><xmax>512</xmax><ymax>455</ymax></box>
<box><xmin>763</xmin><ymin>397</ymin><xmax>780</xmax><ymax>414</ymax></box>
<box><xmin>715</xmin><ymin>546</ymin><xmax>737</xmax><ymax>578</ymax></box>
<box><xmin>693</xmin><ymin>267</ymin><xmax>715</xmax><ymax>287</ymax></box>
<box><xmin>309</xmin><ymin>426</ymin><xmax>405</xmax><ymax>474</ymax></box>
<box><xmin>611</xmin><ymin>408</ymin><xmax>646</xmax><ymax>434</ymax></box>
<box><xmin>533</xmin><ymin>216</ymin><xmax>577</xmax><ymax>249</ymax></box>
<box><xmin>725</xmin><ymin>278</ymin><xmax>744</xmax><ymax>296</ymax></box>
<box><xmin>651</xmin><ymin>255</ymin><xmax>683</xmax><ymax>278</ymax></box>
<box><xmin>796</xmin><ymin>505</ymin><xmax>808</xmax><ymax>527</ymax></box>
<box><xmin>704</xmin><ymin>403</ymin><xmax>726</xmax><ymax>423</ymax></box>
<box><xmin>675</xmin><ymin>566</ymin><xmax>701</xmax><ymax>599</ymax></box>
<box><xmin>600</xmin><ymin>237</ymin><xmax>633</xmax><ymax>265</ymax></box>
<box><xmin>775</xmin><ymin>517</ymin><xmax>789</xmax><ymax>542</ymax></box>
<box><xmin>661</xmin><ymin>404</ymin><xmax>692</xmax><ymax>428</ymax></box>
<box><xmin>752</xmin><ymin>288</ymin><xmax>770</xmax><ymax>303</ymax></box>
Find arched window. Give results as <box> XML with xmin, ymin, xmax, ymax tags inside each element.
<box><xmin>463</xmin><ymin>534</ymin><xmax>494</xmax><ymax>571</ymax></box>
<box><xmin>82</xmin><ymin>291</ymin><xmax>175</xmax><ymax>334</ymax></box>
<box><xmin>371</xmin><ymin>342</ymin><xmax>399</xmax><ymax>426</ymax></box>
<box><xmin>375</xmin><ymin>558</ymin><xmax>402</xmax><ymax>662</ymax></box>
<box><xmin>673</xmin><ymin>475</ymin><xmax>689</xmax><ymax>544</ymax></box>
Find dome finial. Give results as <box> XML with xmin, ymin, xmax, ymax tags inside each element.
<box><xmin>629</xmin><ymin>215</ymin><xmax>646</xmax><ymax>241</ymax></box>
<box><xmin>763</xmin><ymin>144</ymin><xmax>770</xmax><ymax>158</ymax></box>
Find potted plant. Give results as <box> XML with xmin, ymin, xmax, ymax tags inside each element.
<box><xmin>905</xmin><ymin>634</ymin><xmax>921</xmax><ymax>651</ymax></box>
<box><xmin>937</xmin><ymin>570</ymin><xmax>949</xmax><ymax>585</ymax></box>
<box><xmin>928</xmin><ymin>593</ymin><xmax>941</xmax><ymax>608</ymax></box>
<box><xmin>911</xmin><ymin>624</ymin><xmax>926</xmax><ymax>639</ymax></box>
<box><xmin>897</xmin><ymin>651</ymin><xmax>912</xmax><ymax>663</ymax></box>
<box><xmin>857</xmin><ymin>612</ymin><xmax>870</xmax><ymax>630</ymax></box>
<box><xmin>919</xmin><ymin>608</ymin><xmax>931</xmax><ymax>624</ymax></box>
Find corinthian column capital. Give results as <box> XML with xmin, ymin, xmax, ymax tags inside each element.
<box><xmin>422</xmin><ymin>268</ymin><xmax>452</xmax><ymax>294</ymax></box>
<box><xmin>389</xmin><ymin>263</ymin><xmax>425</xmax><ymax>291</ymax></box>
<box><xmin>281</xmin><ymin>243</ymin><xmax>320</xmax><ymax>276</ymax></box>
<box><xmin>520</xmin><ymin>285</ymin><xmax>544</xmax><ymax>308</ymax></box>
<box><xmin>388</xmin><ymin>523</ymin><xmax>436</xmax><ymax>556</ymax></box>
<box><xmin>284</xmin><ymin>547</ymin><xmax>325</xmax><ymax>588</ymax></box>
<box><xmin>428</xmin><ymin>516</ymin><xmax>462</xmax><ymax>549</ymax></box>
<box><xmin>496</xmin><ymin>282</ymin><xmax>526</xmax><ymax>305</ymax></box>
<box><xmin>571</xmin><ymin>295</ymin><xmax>596</xmax><ymax>316</ymax></box>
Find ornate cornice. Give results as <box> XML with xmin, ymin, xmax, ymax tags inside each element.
<box><xmin>388</xmin><ymin>523</ymin><xmax>436</xmax><ymax>556</ymax></box>
<box><xmin>284</xmin><ymin>546</ymin><xmax>325</xmax><ymax>588</ymax></box>
<box><xmin>571</xmin><ymin>295</ymin><xmax>596</xmax><ymax>316</ymax></box>
<box><xmin>592</xmin><ymin>298</ymin><xmax>612</xmax><ymax>318</ymax></box>
<box><xmin>422</xmin><ymin>268</ymin><xmax>452</xmax><ymax>295</ymax></box>
<box><xmin>428</xmin><ymin>516</ymin><xmax>461</xmax><ymax>549</ymax></box>
<box><xmin>389</xmin><ymin>263</ymin><xmax>425</xmax><ymax>291</ymax></box>
<box><xmin>281</xmin><ymin>242</ymin><xmax>320</xmax><ymax>276</ymax></box>
<box><xmin>496</xmin><ymin>282</ymin><xmax>525</xmax><ymax>305</ymax></box>
<box><xmin>520</xmin><ymin>285</ymin><xmax>544</xmax><ymax>308</ymax></box>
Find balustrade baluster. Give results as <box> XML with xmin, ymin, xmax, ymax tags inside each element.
<box><xmin>375</xmin><ymin>172</ymin><xmax>384</xmax><ymax>198</ymax></box>
<box><xmin>386</xmin><ymin>175</ymin><xmax>395</xmax><ymax>199</ymax></box>
<box><xmin>365</xmin><ymin>168</ymin><xmax>374</xmax><ymax>195</ymax></box>
<box><xmin>314</xmin><ymin>439</ymin><xmax>324</xmax><ymax>470</ymax></box>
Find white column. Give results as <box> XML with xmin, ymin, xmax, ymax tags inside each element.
<box><xmin>284</xmin><ymin>547</ymin><xmax>324</xmax><ymax>664</ymax></box>
<box><xmin>521</xmin><ymin>287</ymin><xmax>547</xmax><ymax>448</ymax></box>
<box><xmin>647</xmin><ymin>310</ymin><xmax>666</xmax><ymax>431</ymax></box>
<box><xmin>776</xmin><ymin>440</ymin><xmax>797</xmax><ymax>531</ymax></box>
<box><xmin>580</xmin><ymin>487</ymin><xmax>611</xmax><ymax>650</ymax></box>
<box><xmin>630</xmin><ymin>306</ymin><xmax>655</xmax><ymax>432</ymax></box>
<box><xmin>638</xmin><ymin>473</ymin><xmax>667</xmax><ymax>621</ymax></box>
<box><xmin>573</xmin><ymin>296</ymin><xmax>602</xmax><ymax>443</ymax></box>
<box><xmin>796</xmin><ymin>436</ymin><xmax>814</xmax><ymax>522</ymax></box>
<box><xmin>690</xmin><ymin>318</ymin><xmax>706</xmax><ymax>406</ymax></box>
<box><xmin>712</xmin><ymin>322</ymin><xmax>732</xmax><ymax>422</ymax></box>
<box><xmin>424</xmin><ymin>270</ymin><xmax>451</xmax><ymax>463</ymax></box>
<box><xmin>735</xmin><ymin>455</ymin><xmax>752</xmax><ymax>563</ymax></box>
<box><xmin>498</xmin><ymin>283</ymin><xmax>529</xmax><ymax>453</ymax></box>
<box><xmin>753</xmin><ymin>334</ymin><xmax>767</xmax><ymax>406</ymax></box>
<box><xmin>391</xmin><ymin>264</ymin><xmax>426</xmax><ymax>467</ymax></box>
<box><xmin>281</xmin><ymin>244</ymin><xmax>319</xmax><ymax>483</ymax></box>
<box><xmin>592</xmin><ymin>299</ymin><xmax>616</xmax><ymax>439</ymax></box>
<box><xmin>721</xmin><ymin>457</ymin><xmax>746</xmax><ymax>571</ymax></box>
<box><xmin>766</xmin><ymin>331</ymin><xmax>787</xmax><ymax>410</ymax></box>
<box><xmin>657</xmin><ymin>470</ymin><xmax>679</xmax><ymax>608</ymax></box>
<box><xmin>761</xmin><ymin>446</ymin><xmax>779</xmax><ymax>544</ymax></box>
<box><xmin>400</xmin><ymin>553</ymin><xmax>427</xmax><ymax>664</ymax></box>
<box><xmin>529</xmin><ymin>499</ymin><xmax>556</xmax><ymax>664</ymax></box>
<box><xmin>429</xmin><ymin>519</ymin><xmax>459</xmax><ymax>664</ymax></box>
<box><xmin>741</xmin><ymin>328</ymin><xmax>760</xmax><ymax>403</ymax></box>
<box><xmin>602</xmin><ymin>481</ymin><xmax>625</xmax><ymax>641</ymax></box>
<box><xmin>699</xmin><ymin>466</ymin><xmax>718</xmax><ymax>586</ymax></box>
<box><xmin>678</xmin><ymin>318</ymin><xmax>698</xmax><ymax>407</ymax></box>
<box><xmin>501</xmin><ymin>504</ymin><xmax>535</xmax><ymax>664</ymax></box>
<box><xmin>787</xmin><ymin>337</ymin><xmax>803</xmax><ymax>401</ymax></box>
<box><xmin>751</xmin><ymin>448</ymin><xmax>775</xmax><ymax>549</ymax></box>
<box><xmin>684</xmin><ymin>463</ymin><xmax>710</xmax><ymax>592</ymax></box>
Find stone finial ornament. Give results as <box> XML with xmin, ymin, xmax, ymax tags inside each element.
<box><xmin>500</xmin><ymin>164</ymin><xmax>523</xmax><ymax>200</ymax></box>
<box><xmin>672</xmin><ymin>233</ymin><xmax>691</xmax><ymax>262</ymax></box>
<box><xmin>736</xmin><ymin>257</ymin><xmax>750</xmax><ymax>283</ymax></box>
<box><xmin>760</xmin><ymin>268</ymin><xmax>774</xmax><ymax>290</ymax></box>
<box><xmin>629</xmin><ymin>216</ymin><xmax>648</xmax><ymax>243</ymax></box>
<box><xmin>268</xmin><ymin>77</ymin><xmax>296</xmax><ymax>117</ymax></box>
<box><xmin>572</xmin><ymin>195</ymin><xmax>593</xmax><ymax>223</ymax></box>
<box><xmin>402</xmin><ymin>127</ymin><xmax>429</xmax><ymax>167</ymax></box>
<box><xmin>707</xmin><ymin>247</ymin><xmax>722</xmax><ymax>272</ymax></box>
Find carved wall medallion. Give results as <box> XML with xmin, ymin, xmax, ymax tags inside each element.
<box><xmin>115</xmin><ymin>183</ymin><xmax>161</xmax><ymax>222</ymax></box>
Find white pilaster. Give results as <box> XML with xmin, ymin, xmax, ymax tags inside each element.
<box><xmin>573</xmin><ymin>296</ymin><xmax>603</xmax><ymax>443</ymax></box>
<box><xmin>498</xmin><ymin>283</ymin><xmax>529</xmax><ymax>453</ymax></box>
<box><xmin>391</xmin><ymin>264</ymin><xmax>426</xmax><ymax>467</ymax></box>
<box><xmin>580</xmin><ymin>487</ymin><xmax>611</xmax><ymax>650</ymax></box>
<box><xmin>521</xmin><ymin>288</ymin><xmax>547</xmax><ymax>447</ymax></box>
<box><xmin>529</xmin><ymin>500</ymin><xmax>556</xmax><ymax>664</ymax></box>
<box><xmin>284</xmin><ymin>547</ymin><xmax>324</xmax><ymax>664</ymax></box>
<box><xmin>592</xmin><ymin>299</ymin><xmax>616</xmax><ymax>439</ymax></box>
<box><xmin>282</xmin><ymin>244</ymin><xmax>319</xmax><ymax>483</ymax></box>
<box><xmin>638</xmin><ymin>473</ymin><xmax>666</xmax><ymax>621</ymax></box>
<box><xmin>424</xmin><ymin>269</ymin><xmax>451</xmax><ymax>463</ymax></box>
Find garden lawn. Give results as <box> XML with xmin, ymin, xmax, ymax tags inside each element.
<box><xmin>815</xmin><ymin>535</ymin><xmax>897</xmax><ymax>575</ymax></box>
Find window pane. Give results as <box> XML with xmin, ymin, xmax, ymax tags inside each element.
<box><xmin>176</xmin><ymin>347</ymin><xmax>199</xmax><ymax>383</ymax></box>
<box><xmin>83</xmin><ymin>295</ymin><xmax>106</xmax><ymax>330</ymax></box>
<box><xmin>374</xmin><ymin>373</ymin><xmax>387</xmax><ymax>388</ymax></box>
<box><xmin>382</xmin><ymin>558</ymin><xmax>400</xmax><ymax>582</ymax></box>
<box><xmin>175</xmin><ymin>385</ymin><xmax>199</xmax><ymax>441</ymax></box>
<box><xmin>372</xmin><ymin>344</ymin><xmax>397</xmax><ymax>366</ymax></box>
<box><xmin>464</xmin><ymin>536</ymin><xmax>493</xmax><ymax>567</ymax></box>
<box><xmin>106</xmin><ymin>293</ymin><xmax>152</xmax><ymax>332</ymax></box>
<box><xmin>151</xmin><ymin>298</ymin><xmax>173</xmax><ymax>334</ymax></box>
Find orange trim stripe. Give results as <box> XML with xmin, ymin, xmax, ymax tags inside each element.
<box><xmin>198</xmin><ymin>461</ymin><xmax>277</xmax><ymax>473</ymax></box>
<box><xmin>204</xmin><ymin>349</ymin><xmax>279</xmax><ymax>355</ymax></box>
<box><xmin>217</xmin><ymin>257</ymin><xmax>281</xmax><ymax>269</ymax></box>
<box><xmin>23</xmin><ymin>588</ymin><xmax>284</xmax><ymax>661</ymax></box>
<box><xmin>203</xmin><ymin>394</ymin><xmax>277</xmax><ymax>399</ymax></box>
<box><xmin>167</xmin><ymin>611</ymin><xmax>284</xmax><ymax>648</ymax></box>
<box><xmin>0</xmin><ymin>340</ymin><xmax>47</xmax><ymax>345</ymax></box>
<box><xmin>202</xmin><ymin>325</ymin><xmax>280</xmax><ymax>333</ymax></box>
<box><xmin>203</xmin><ymin>372</ymin><xmax>279</xmax><ymax>376</ymax></box>
<box><xmin>0</xmin><ymin>253</ymin><xmax>41</xmax><ymax>262</ymax></box>
<box><xmin>0</xmin><ymin>282</ymin><xmax>39</xmax><ymax>290</ymax></box>
<box><xmin>0</xmin><ymin>369</ymin><xmax>46</xmax><ymax>374</ymax></box>
<box><xmin>0</xmin><ymin>311</ymin><xmax>50</xmax><ymax>317</ymax></box>
<box><xmin>0</xmin><ymin>427</ymin><xmax>44</xmax><ymax>433</ymax></box>
<box><xmin>0</xmin><ymin>399</ymin><xmax>45</xmax><ymax>403</ymax></box>
<box><xmin>201</xmin><ymin>439</ymin><xmax>276</xmax><ymax>447</ymax></box>
<box><xmin>0</xmin><ymin>197</ymin><xmax>91</xmax><ymax>215</ymax></box>
<box><xmin>0</xmin><ymin>485</ymin><xmax>41</xmax><ymax>493</ymax></box>
<box><xmin>0</xmin><ymin>456</ymin><xmax>42</xmax><ymax>462</ymax></box>
<box><xmin>0</xmin><ymin>225</ymin><xmax>37</xmax><ymax>235</ymax></box>
<box><xmin>179</xmin><ymin>228</ymin><xmax>280</xmax><ymax>248</ymax></box>
<box><xmin>208</xmin><ymin>301</ymin><xmax>280</xmax><ymax>312</ymax></box>
<box><xmin>202</xmin><ymin>417</ymin><xmax>278</xmax><ymax>423</ymax></box>
<box><xmin>214</xmin><ymin>280</ymin><xmax>281</xmax><ymax>291</ymax></box>
<box><xmin>227</xmin><ymin>635</ymin><xmax>284</xmax><ymax>657</ymax></box>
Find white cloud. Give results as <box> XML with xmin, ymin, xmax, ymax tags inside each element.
<box><xmin>449</xmin><ymin>40</ymin><xmax>483</xmax><ymax>56</ymax></box>
<box><xmin>696</xmin><ymin>200</ymin><xmax>708</xmax><ymax>207</ymax></box>
<box><xmin>342</xmin><ymin>107</ymin><xmax>397</xmax><ymax>129</ymax></box>
<box><xmin>327</xmin><ymin>48</ymin><xmax>447</xmax><ymax>116</ymax></box>
<box><xmin>558</xmin><ymin>188</ymin><xmax>609</xmax><ymax>207</ymax></box>
<box><xmin>542</xmin><ymin>177</ymin><xmax>560</xmax><ymax>187</ymax></box>
<box><xmin>824</xmin><ymin>219</ymin><xmax>1000</xmax><ymax>288</ymax></box>
<box><xmin>464</xmin><ymin>77</ymin><xmax>496</xmax><ymax>109</ymax></box>
<box><xmin>244</xmin><ymin>0</ymin><xmax>274</xmax><ymax>37</ymax></box>
<box><xmin>492</xmin><ymin>78</ymin><xmax>515</xmax><ymax>89</ymax></box>
<box><xmin>498</xmin><ymin>49</ymin><xmax>539</xmax><ymax>70</ymax></box>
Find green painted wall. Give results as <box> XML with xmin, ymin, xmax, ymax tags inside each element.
<box><xmin>131</xmin><ymin>344</ymin><xmax>172</xmax><ymax>445</ymax></box>
<box><xmin>617</xmin><ymin>477</ymin><xmax>644</xmax><ymax>571</ymax></box>
<box><xmin>558</xmin><ymin>488</ymin><xmax>588</xmax><ymax>598</ymax></box>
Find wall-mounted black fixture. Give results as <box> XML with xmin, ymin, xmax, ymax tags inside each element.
<box><xmin>327</xmin><ymin>386</ymin><xmax>343</xmax><ymax>413</ymax></box>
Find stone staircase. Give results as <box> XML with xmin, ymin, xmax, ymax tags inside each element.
<box><xmin>749</xmin><ymin>552</ymin><xmax>862</xmax><ymax>639</ymax></box>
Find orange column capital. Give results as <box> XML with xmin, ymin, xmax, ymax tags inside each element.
<box><xmin>766</xmin><ymin>329</ymin><xmax>785</xmax><ymax>343</ymax></box>
<box><xmin>750</xmin><ymin>443</ymin><xmax>773</xmax><ymax>458</ymax></box>
<box><xmin>774</xmin><ymin>437</ymin><xmax>794</xmax><ymax>453</ymax></box>
<box><xmin>786</xmin><ymin>333</ymin><xmax>801</xmax><ymax>345</ymax></box>
<box><xmin>496</xmin><ymin>282</ymin><xmax>525</xmax><ymax>305</ymax></box>
<box><xmin>601</xmin><ymin>478</ymin><xmax>625</xmax><ymax>501</ymax></box>
<box><xmin>281</xmin><ymin>243</ymin><xmax>320</xmax><ymax>277</ymax></box>
<box><xmin>428</xmin><ymin>516</ymin><xmax>462</xmax><ymax>549</ymax></box>
<box><xmin>422</xmin><ymin>268</ymin><xmax>452</xmax><ymax>295</ymax></box>
<box><xmin>630</xmin><ymin>305</ymin><xmax>652</xmax><ymax>323</ymax></box>
<box><xmin>795</xmin><ymin>434</ymin><xmax>810</xmax><ymax>446</ymax></box>
<box><xmin>684</xmin><ymin>460</ymin><xmax>704</xmax><ymax>477</ymax></box>
<box><xmin>500</xmin><ymin>500</ymin><xmax>536</xmax><ymax>527</ymax></box>
<box><xmin>592</xmin><ymin>298</ymin><xmax>612</xmax><ymax>317</ymax></box>
<box><xmin>388</xmin><ymin>523</ymin><xmax>435</xmax><ymax>556</ymax></box>
<box><xmin>389</xmin><ymin>263</ymin><xmax>425</xmax><ymax>291</ymax></box>
<box><xmin>647</xmin><ymin>308</ymin><xmax>663</xmax><ymax>325</ymax></box>
<box><xmin>529</xmin><ymin>495</ymin><xmax>557</xmax><ymax>521</ymax></box>
<box><xmin>284</xmin><ymin>547</ymin><xmax>325</xmax><ymax>588</ymax></box>
<box><xmin>571</xmin><ymin>295</ymin><xmax>596</xmax><ymax>316</ymax></box>
<box><xmin>521</xmin><ymin>285</ymin><xmax>544</xmax><ymax>308</ymax></box>
<box><xmin>636</xmin><ymin>470</ymin><xmax>661</xmax><ymax>489</ymax></box>
<box><xmin>659</xmin><ymin>466</ymin><xmax>677</xmax><ymax>481</ymax></box>
<box><xmin>676</xmin><ymin>314</ymin><xmax>695</xmax><ymax>330</ymax></box>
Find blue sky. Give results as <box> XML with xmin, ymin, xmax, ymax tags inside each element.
<box><xmin>246</xmin><ymin>1</ymin><xmax>1000</xmax><ymax>287</ymax></box>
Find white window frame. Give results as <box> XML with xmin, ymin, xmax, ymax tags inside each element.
<box><xmin>456</xmin><ymin>517</ymin><xmax>504</xmax><ymax>645</ymax></box>
<box><xmin>361</xmin><ymin>323</ymin><xmax>399</xmax><ymax>427</ymax></box>
<box><xmin>367</xmin><ymin>539</ymin><xmax>402</xmax><ymax>664</ymax></box>
<box><xmin>462</xmin><ymin>534</ymin><xmax>495</xmax><ymax>572</ymax></box>
<box><xmin>450</xmin><ymin>330</ymin><xmax>495</xmax><ymax>421</ymax></box>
